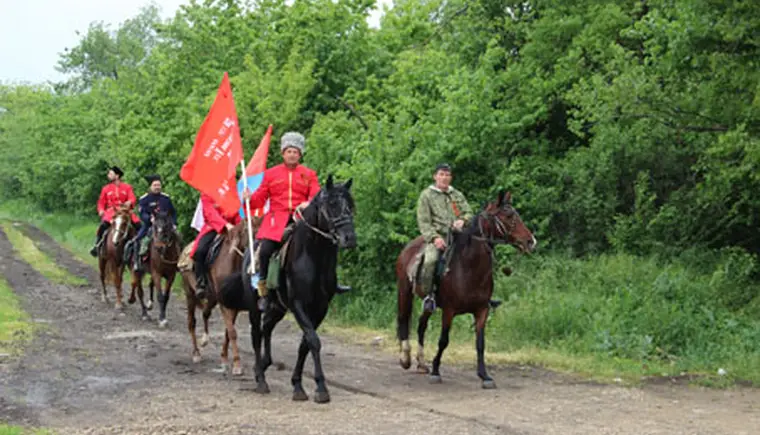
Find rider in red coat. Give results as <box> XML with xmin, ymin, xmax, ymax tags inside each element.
<box><xmin>247</xmin><ymin>131</ymin><xmax>351</xmax><ymax>311</ymax></box>
<box><xmin>190</xmin><ymin>192</ymin><xmax>242</xmax><ymax>300</ymax></box>
<box><xmin>89</xmin><ymin>166</ymin><xmax>140</xmax><ymax>256</ymax></box>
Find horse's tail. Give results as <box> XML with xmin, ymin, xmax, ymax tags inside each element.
<box><xmin>219</xmin><ymin>272</ymin><xmax>249</xmax><ymax>311</ymax></box>
<box><xmin>395</xmin><ymin>260</ymin><xmax>414</xmax><ymax>343</ymax></box>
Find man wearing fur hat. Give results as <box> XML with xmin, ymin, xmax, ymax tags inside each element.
<box><xmin>125</xmin><ymin>174</ymin><xmax>177</xmax><ymax>271</ymax></box>
<box><xmin>90</xmin><ymin>166</ymin><xmax>140</xmax><ymax>257</ymax></box>
<box><xmin>246</xmin><ymin>131</ymin><xmax>351</xmax><ymax>311</ymax></box>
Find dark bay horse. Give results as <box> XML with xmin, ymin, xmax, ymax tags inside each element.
<box><xmin>98</xmin><ymin>205</ymin><xmax>137</xmax><ymax>313</ymax></box>
<box><xmin>396</xmin><ymin>190</ymin><xmax>536</xmax><ymax>389</ymax></box>
<box><xmin>137</xmin><ymin>210</ymin><xmax>181</xmax><ymax>326</ymax></box>
<box><xmin>178</xmin><ymin>220</ymin><xmax>250</xmax><ymax>368</ymax></box>
<box><xmin>220</xmin><ymin>175</ymin><xmax>357</xmax><ymax>403</ymax></box>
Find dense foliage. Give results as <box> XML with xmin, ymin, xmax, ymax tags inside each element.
<box><xmin>2</xmin><ymin>0</ymin><xmax>760</xmax><ymax>380</ymax></box>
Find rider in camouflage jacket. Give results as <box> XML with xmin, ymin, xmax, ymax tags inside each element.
<box><xmin>416</xmin><ymin>163</ymin><xmax>474</xmax><ymax>313</ymax></box>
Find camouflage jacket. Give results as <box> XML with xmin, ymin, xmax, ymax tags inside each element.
<box><xmin>416</xmin><ymin>185</ymin><xmax>474</xmax><ymax>243</ymax></box>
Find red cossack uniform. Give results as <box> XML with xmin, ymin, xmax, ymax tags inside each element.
<box><xmin>97</xmin><ymin>182</ymin><xmax>140</xmax><ymax>224</ymax></box>
<box><xmin>190</xmin><ymin>193</ymin><xmax>243</xmax><ymax>258</ymax></box>
<box><xmin>248</xmin><ymin>163</ymin><xmax>320</xmax><ymax>242</ymax></box>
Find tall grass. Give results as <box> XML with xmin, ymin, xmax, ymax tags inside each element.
<box><xmin>329</xmin><ymin>249</ymin><xmax>760</xmax><ymax>384</ymax></box>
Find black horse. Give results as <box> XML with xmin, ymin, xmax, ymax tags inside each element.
<box><xmin>220</xmin><ymin>175</ymin><xmax>357</xmax><ymax>404</ymax></box>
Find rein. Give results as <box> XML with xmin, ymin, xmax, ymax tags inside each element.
<box><xmin>293</xmin><ymin>202</ymin><xmax>352</xmax><ymax>245</ymax></box>
<box><xmin>470</xmin><ymin>210</ymin><xmax>514</xmax><ymax>247</ymax></box>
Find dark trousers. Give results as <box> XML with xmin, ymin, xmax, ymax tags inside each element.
<box><xmin>257</xmin><ymin>239</ymin><xmax>281</xmax><ymax>281</ymax></box>
<box><xmin>194</xmin><ymin>232</ymin><xmax>217</xmax><ymax>287</ymax></box>
<box><xmin>96</xmin><ymin>221</ymin><xmax>110</xmax><ymax>239</ymax></box>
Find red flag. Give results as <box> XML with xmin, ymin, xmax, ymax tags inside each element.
<box><xmin>180</xmin><ymin>72</ymin><xmax>243</xmax><ymax>216</ymax></box>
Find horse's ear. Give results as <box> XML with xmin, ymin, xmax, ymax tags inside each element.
<box><xmin>344</xmin><ymin>178</ymin><xmax>353</xmax><ymax>190</ymax></box>
<box><xmin>326</xmin><ymin>174</ymin><xmax>334</xmax><ymax>189</ymax></box>
<box><xmin>502</xmin><ymin>190</ymin><xmax>512</xmax><ymax>205</ymax></box>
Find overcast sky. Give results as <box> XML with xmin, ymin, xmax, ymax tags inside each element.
<box><xmin>0</xmin><ymin>0</ymin><xmax>392</xmax><ymax>85</ymax></box>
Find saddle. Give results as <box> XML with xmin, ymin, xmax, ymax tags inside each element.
<box><xmin>407</xmin><ymin>238</ymin><xmax>455</xmax><ymax>293</ymax></box>
<box><xmin>176</xmin><ymin>233</ymin><xmax>228</xmax><ymax>273</ymax></box>
<box><xmin>254</xmin><ymin>223</ymin><xmax>295</xmax><ymax>291</ymax></box>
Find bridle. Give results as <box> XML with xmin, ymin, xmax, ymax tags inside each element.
<box><xmin>471</xmin><ymin>203</ymin><xmax>520</xmax><ymax>248</ymax></box>
<box><xmin>111</xmin><ymin>212</ymin><xmax>131</xmax><ymax>246</ymax></box>
<box><xmin>293</xmin><ymin>193</ymin><xmax>354</xmax><ymax>245</ymax></box>
<box><xmin>152</xmin><ymin>218</ymin><xmax>179</xmax><ymax>265</ymax></box>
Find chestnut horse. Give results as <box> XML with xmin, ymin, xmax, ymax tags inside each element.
<box><xmin>178</xmin><ymin>220</ymin><xmax>252</xmax><ymax>369</ymax></box>
<box><xmin>98</xmin><ymin>204</ymin><xmax>138</xmax><ymax>313</ymax></box>
<box><xmin>396</xmin><ymin>190</ymin><xmax>536</xmax><ymax>388</ymax></box>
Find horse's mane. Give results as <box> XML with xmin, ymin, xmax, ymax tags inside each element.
<box><xmin>451</xmin><ymin>203</ymin><xmax>489</xmax><ymax>253</ymax></box>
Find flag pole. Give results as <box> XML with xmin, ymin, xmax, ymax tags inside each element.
<box><xmin>240</xmin><ymin>159</ymin><xmax>256</xmax><ymax>275</ymax></box>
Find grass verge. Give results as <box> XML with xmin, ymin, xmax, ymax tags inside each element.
<box><xmin>0</xmin><ymin>275</ymin><xmax>33</xmax><ymax>356</ymax></box>
<box><xmin>0</xmin><ymin>424</ymin><xmax>52</xmax><ymax>435</ymax></box>
<box><xmin>0</xmin><ymin>200</ymin><xmax>182</xmax><ymax>294</ymax></box>
<box><xmin>1</xmin><ymin>221</ymin><xmax>87</xmax><ymax>287</ymax></box>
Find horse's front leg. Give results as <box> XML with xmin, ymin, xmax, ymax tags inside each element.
<box><xmin>290</xmin><ymin>336</ymin><xmax>310</xmax><ymax>401</ymax></box>
<box><xmin>430</xmin><ymin>308</ymin><xmax>454</xmax><ymax>383</ymax></box>
<box><xmin>99</xmin><ymin>257</ymin><xmax>109</xmax><ymax>304</ymax></box>
<box><xmin>135</xmin><ymin>271</ymin><xmax>149</xmax><ymax>321</ymax></box>
<box><xmin>147</xmin><ymin>273</ymin><xmax>154</xmax><ymax>310</ymax></box>
<box><xmin>291</xmin><ymin>301</ymin><xmax>329</xmax><ymax>404</ymax></box>
<box><xmin>475</xmin><ymin>306</ymin><xmax>496</xmax><ymax>389</ymax></box>
<box><xmin>157</xmin><ymin>273</ymin><xmax>172</xmax><ymax>327</ymax></box>
<box><xmin>114</xmin><ymin>265</ymin><xmax>125</xmax><ymax>314</ymax></box>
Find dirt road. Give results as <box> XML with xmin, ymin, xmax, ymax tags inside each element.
<box><xmin>0</xmin><ymin>223</ymin><xmax>758</xmax><ymax>434</ymax></box>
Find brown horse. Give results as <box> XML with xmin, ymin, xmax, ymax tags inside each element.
<box><xmin>129</xmin><ymin>210</ymin><xmax>180</xmax><ymax>326</ymax></box>
<box><xmin>98</xmin><ymin>204</ymin><xmax>138</xmax><ymax>313</ymax></box>
<box><xmin>396</xmin><ymin>190</ymin><xmax>536</xmax><ymax>389</ymax></box>
<box><xmin>178</xmin><ymin>219</ymin><xmax>253</xmax><ymax>369</ymax></box>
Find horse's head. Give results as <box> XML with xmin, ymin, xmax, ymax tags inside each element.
<box><xmin>480</xmin><ymin>190</ymin><xmax>536</xmax><ymax>254</ymax></box>
<box><xmin>307</xmin><ymin>174</ymin><xmax>357</xmax><ymax>249</ymax></box>
<box><xmin>152</xmin><ymin>210</ymin><xmax>176</xmax><ymax>247</ymax></box>
<box><xmin>111</xmin><ymin>205</ymin><xmax>132</xmax><ymax>246</ymax></box>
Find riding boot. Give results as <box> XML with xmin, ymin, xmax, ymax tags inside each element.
<box><xmin>257</xmin><ymin>280</ymin><xmax>268</xmax><ymax>312</ymax></box>
<box><xmin>195</xmin><ymin>273</ymin><xmax>209</xmax><ymax>300</ymax></box>
<box><xmin>90</xmin><ymin>234</ymin><xmax>101</xmax><ymax>257</ymax></box>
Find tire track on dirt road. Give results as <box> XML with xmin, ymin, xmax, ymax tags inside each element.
<box><xmin>3</xmin><ymin>223</ymin><xmax>760</xmax><ymax>435</ymax></box>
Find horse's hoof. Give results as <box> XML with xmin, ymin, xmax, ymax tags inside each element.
<box><xmin>292</xmin><ymin>390</ymin><xmax>309</xmax><ymax>401</ymax></box>
<box><xmin>128</xmin><ymin>295</ymin><xmax>136</xmax><ymax>304</ymax></box>
<box><xmin>232</xmin><ymin>366</ymin><xmax>244</xmax><ymax>376</ymax></box>
<box><xmin>314</xmin><ymin>391</ymin><xmax>330</xmax><ymax>404</ymax></box>
<box><xmin>429</xmin><ymin>374</ymin><xmax>442</xmax><ymax>384</ymax></box>
<box><xmin>482</xmin><ymin>379</ymin><xmax>497</xmax><ymax>390</ymax></box>
<box><xmin>416</xmin><ymin>365</ymin><xmax>430</xmax><ymax>374</ymax></box>
<box><xmin>399</xmin><ymin>357</ymin><xmax>411</xmax><ymax>370</ymax></box>
<box><xmin>254</xmin><ymin>382</ymin><xmax>270</xmax><ymax>395</ymax></box>
<box><xmin>158</xmin><ymin>319</ymin><xmax>168</xmax><ymax>328</ymax></box>
<box><xmin>192</xmin><ymin>354</ymin><xmax>202</xmax><ymax>364</ymax></box>
<box><xmin>141</xmin><ymin>314</ymin><xmax>150</xmax><ymax>321</ymax></box>
<box><xmin>146</xmin><ymin>300</ymin><xmax>153</xmax><ymax>310</ymax></box>
<box><xmin>200</xmin><ymin>334</ymin><xmax>209</xmax><ymax>347</ymax></box>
